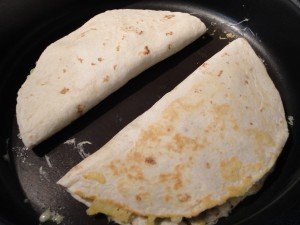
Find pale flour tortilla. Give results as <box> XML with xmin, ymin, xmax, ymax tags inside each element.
<box><xmin>58</xmin><ymin>38</ymin><xmax>288</xmax><ymax>223</ymax></box>
<box><xmin>16</xmin><ymin>9</ymin><xmax>206</xmax><ymax>148</ymax></box>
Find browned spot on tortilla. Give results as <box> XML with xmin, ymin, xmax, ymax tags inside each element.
<box><xmin>113</xmin><ymin>65</ymin><xmax>117</xmax><ymax>70</ymax></box>
<box><xmin>135</xmin><ymin>195</ymin><xmax>142</xmax><ymax>201</ymax></box>
<box><xmin>77</xmin><ymin>104</ymin><xmax>85</xmax><ymax>114</ymax></box>
<box><xmin>166</xmin><ymin>31</ymin><xmax>173</xmax><ymax>36</ymax></box>
<box><xmin>102</xmin><ymin>42</ymin><xmax>106</xmax><ymax>46</ymax></box>
<box><xmin>235</xmin><ymin>62</ymin><xmax>240</xmax><ymax>66</ymax></box>
<box><xmin>108</xmin><ymin>161</ymin><xmax>120</xmax><ymax>176</ymax></box>
<box><xmin>260</xmin><ymin>107</ymin><xmax>264</xmax><ymax>112</ymax></box>
<box><xmin>217</xmin><ymin>70</ymin><xmax>223</xmax><ymax>77</ymax></box>
<box><xmin>29</xmin><ymin>93</ymin><xmax>34</xmax><ymax>96</ymax></box>
<box><xmin>226</xmin><ymin>61</ymin><xmax>230</xmax><ymax>64</ymax></box>
<box><xmin>160</xmin><ymin>165</ymin><xmax>184</xmax><ymax>190</ymax></box>
<box><xmin>141</xmin><ymin>46</ymin><xmax>150</xmax><ymax>55</ymax></box>
<box><xmin>60</xmin><ymin>87</ymin><xmax>69</xmax><ymax>94</ymax></box>
<box><xmin>145</xmin><ymin>157</ymin><xmax>156</xmax><ymax>165</ymax></box>
<box><xmin>74</xmin><ymin>190</ymin><xmax>96</xmax><ymax>202</ymax></box>
<box><xmin>244</xmin><ymin>80</ymin><xmax>249</xmax><ymax>84</ymax></box>
<box><xmin>164</xmin><ymin>195</ymin><xmax>172</xmax><ymax>202</ymax></box>
<box><xmin>220</xmin><ymin>157</ymin><xmax>243</xmax><ymax>182</ymax></box>
<box><xmin>202</xmin><ymin>62</ymin><xmax>208</xmax><ymax>68</ymax></box>
<box><xmin>126</xmin><ymin>152</ymin><xmax>144</xmax><ymax>162</ymax></box>
<box><xmin>247</xmin><ymin>128</ymin><xmax>275</xmax><ymax>147</ymax></box>
<box><xmin>91</xmin><ymin>62</ymin><xmax>96</xmax><ymax>66</ymax></box>
<box><xmin>164</xmin><ymin>14</ymin><xmax>175</xmax><ymax>19</ymax></box>
<box><xmin>126</xmin><ymin>165</ymin><xmax>144</xmax><ymax>180</ymax></box>
<box><xmin>77</xmin><ymin>57</ymin><xmax>83</xmax><ymax>63</ymax></box>
<box><xmin>97</xmin><ymin>57</ymin><xmax>103</xmax><ymax>62</ymax></box>
<box><xmin>135</xmin><ymin>192</ymin><xmax>149</xmax><ymax>202</ymax></box>
<box><xmin>121</xmin><ymin>35</ymin><xmax>126</xmax><ymax>40</ymax></box>
<box><xmin>250</xmin><ymin>122</ymin><xmax>253</xmax><ymax>125</ymax></box>
<box><xmin>178</xmin><ymin>194</ymin><xmax>191</xmax><ymax>202</ymax></box>
<box><xmin>230</xmin><ymin>118</ymin><xmax>239</xmax><ymax>131</ymax></box>
<box><xmin>168</xmin><ymin>134</ymin><xmax>201</xmax><ymax>153</ymax></box>
<box><xmin>116</xmin><ymin>45</ymin><xmax>120</xmax><ymax>51</ymax></box>
<box><xmin>168</xmin><ymin>44</ymin><xmax>172</xmax><ymax>50</ymax></box>
<box><xmin>206</xmin><ymin>162</ymin><xmax>211</xmax><ymax>169</ymax></box>
<box><xmin>226</xmin><ymin>176</ymin><xmax>253</xmax><ymax>196</ymax></box>
<box><xmin>138</xmin><ymin>30</ymin><xmax>143</xmax><ymax>35</ymax></box>
<box><xmin>139</xmin><ymin>124</ymin><xmax>164</xmax><ymax>143</ymax></box>
<box><xmin>63</xmin><ymin>69</ymin><xmax>66</xmax><ymax>73</ymax></box>
<box><xmin>221</xmin><ymin>52</ymin><xmax>229</xmax><ymax>57</ymax></box>
<box><xmin>103</xmin><ymin>75</ymin><xmax>110</xmax><ymax>83</ymax></box>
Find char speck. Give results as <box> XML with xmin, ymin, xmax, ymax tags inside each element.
<box><xmin>60</xmin><ymin>87</ymin><xmax>69</xmax><ymax>94</ymax></box>
<box><xmin>145</xmin><ymin>157</ymin><xmax>156</xmax><ymax>165</ymax></box>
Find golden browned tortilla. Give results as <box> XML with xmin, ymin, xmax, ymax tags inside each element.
<box><xmin>58</xmin><ymin>38</ymin><xmax>288</xmax><ymax>225</ymax></box>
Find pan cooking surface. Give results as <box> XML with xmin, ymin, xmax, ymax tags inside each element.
<box><xmin>0</xmin><ymin>1</ymin><xmax>299</xmax><ymax>225</ymax></box>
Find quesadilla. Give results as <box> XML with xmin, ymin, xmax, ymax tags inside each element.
<box><xmin>58</xmin><ymin>38</ymin><xmax>288</xmax><ymax>225</ymax></box>
<box><xmin>16</xmin><ymin>9</ymin><xmax>206</xmax><ymax>148</ymax></box>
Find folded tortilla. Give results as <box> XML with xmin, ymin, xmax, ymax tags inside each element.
<box><xmin>16</xmin><ymin>9</ymin><xmax>206</xmax><ymax>148</ymax></box>
<box><xmin>58</xmin><ymin>38</ymin><xmax>288</xmax><ymax>224</ymax></box>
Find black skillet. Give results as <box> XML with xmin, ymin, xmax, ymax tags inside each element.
<box><xmin>0</xmin><ymin>0</ymin><xmax>300</xmax><ymax>225</ymax></box>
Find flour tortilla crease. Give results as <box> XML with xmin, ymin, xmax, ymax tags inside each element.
<box><xmin>58</xmin><ymin>38</ymin><xmax>288</xmax><ymax>224</ymax></box>
<box><xmin>16</xmin><ymin>9</ymin><xmax>206</xmax><ymax>148</ymax></box>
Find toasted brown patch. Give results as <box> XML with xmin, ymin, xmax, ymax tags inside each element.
<box><xmin>217</xmin><ymin>70</ymin><xmax>223</xmax><ymax>77</ymax></box>
<box><xmin>102</xmin><ymin>42</ymin><xmax>106</xmax><ymax>46</ymax></box>
<box><xmin>77</xmin><ymin>57</ymin><xmax>83</xmax><ymax>63</ymax></box>
<box><xmin>202</xmin><ymin>62</ymin><xmax>208</xmax><ymax>68</ymax></box>
<box><xmin>141</xmin><ymin>46</ymin><xmax>150</xmax><ymax>55</ymax></box>
<box><xmin>160</xmin><ymin>165</ymin><xmax>184</xmax><ymax>190</ymax></box>
<box><xmin>145</xmin><ymin>157</ymin><xmax>156</xmax><ymax>165</ymax></box>
<box><xmin>103</xmin><ymin>75</ymin><xmax>110</xmax><ymax>83</ymax></box>
<box><xmin>74</xmin><ymin>190</ymin><xmax>96</xmax><ymax>202</ymax></box>
<box><xmin>98</xmin><ymin>57</ymin><xmax>103</xmax><ymax>62</ymax></box>
<box><xmin>135</xmin><ymin>195</ymin><xmax>142</xmax><ymax>201</ymax></box>
<box><xmin>244</xmin><ymin>80</ymin><xmax>249</xmax><ymax>84</ymax></box>
<box><xmin>164</xmin><ymin>195</ymin><xmax>172</xmax><ymax>202</ymax></box>
<box><xmin>206</xmin><ymin>162</ymin><xmax>211</xmax><ymax>169</ymax></box>
<box><xmin>91</xmin><ymin>62</ymin><xmax>96</xmax><ymax>66</ymax></box>
<box><xmin>221</xmin><ymin>52</ymin><xmax>229</xmax><ymax>57</ymax></box>
<box><xmin>63</xmin><ymin>69</ymin><xmax>67</xmax><ymax>73</ymax></box>
<box><xmin>169</xmin><ymin>134</ymin><xmax>200</xmax><ymax>153</ymax></box>
<box><xmin>116</xmin><ymin>45</ymin><xmax>120</xmax><ymax>51</ymax></box>
<box><xmin>168</xmin><ymin>44</ymin><xmax>172</xmax><ymax>50</ymax></box>
<box><xmin>164</xmin><ymin>14</ymin><xmax>175</xmax><ymax>19</ymax></box>
<box><xmin>84</xmin><ymin>172</ymin><xmax>106</xmax><ymax>184</ymax></box>
<box><xmin>135</xmin><ymin>192</ymin><xmax>149</xmax><ymax>202</ymax></box>
<box><xmin>247</xmin><ymin>128</ymin><xmax>275</xmax><ymax>147</ymax></box>
<box><xmin>178</xmin><ymin>194</ymin><xmax>191</xmax><ymax>202</ymax></box>
<box><xmin>127</xmin><ymin>165</ymin><xmax>144</xmax><ymax>180</ymax></box>
<box><xmin>113</xmin><ymin>65</ymin><xmax>117</xmax><ymax>70</ymax></box>
<box><xmin>221</xmin><ymin>157</ymin><xmax>243</xmax><ymax>182</ymax></box>
<box><xmin>166</xmin><ymin>31</ymin><xmax>173</xmax><ymax>36</ymax></box>
<box><xmin>60</xmin><ymin>87</ymin><xmax>69</xmax><ymax>94</ymax></box>
<box><xmin>77</xmin><ymin>104</ymin><xmax>85</xmax><ymax>114</ymax></box>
